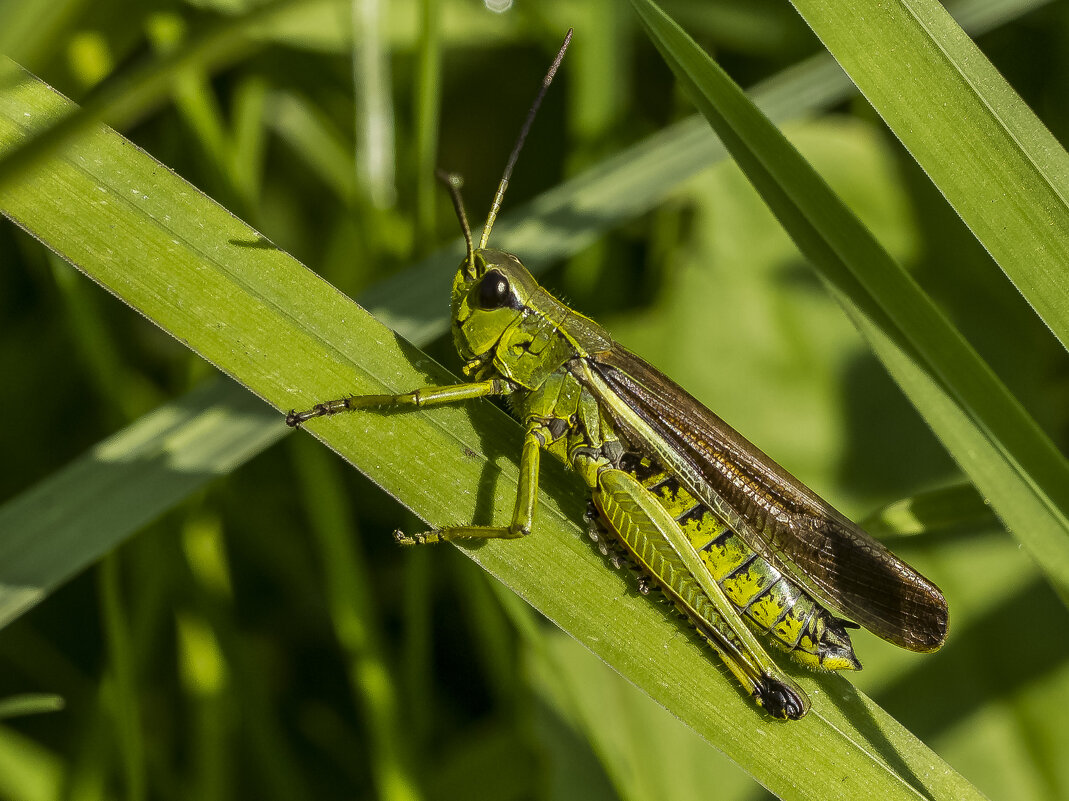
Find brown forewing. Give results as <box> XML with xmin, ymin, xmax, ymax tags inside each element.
<box><xmin>586</xmin><ymin>346</ymin><xmax>948</xmax><ymax>653</ymax></box>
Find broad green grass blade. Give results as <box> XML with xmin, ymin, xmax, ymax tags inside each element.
<box><xmin>631</xmin><ymin>0</ymin><xmax>1069</xmax><ymax>599</ymax></box>
<box><xmin>0</xmin><ymin>57</ymin><xmax>981</xmax><ymax>801</ymax></box>
<box><xmin>789</xmin><ymin>0</ymin><xmax>1069</xmax><ymax>352</ymax></box>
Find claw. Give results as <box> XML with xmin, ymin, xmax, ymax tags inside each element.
<box><xmin>395</xmin><ymin>530</ymin><xmax>440</xmax><ymax>546</ymax></box>
<box><xmin>395</xmin><ymin>530</ymin><xmax>421</xmax><ymax>546</ymax></box>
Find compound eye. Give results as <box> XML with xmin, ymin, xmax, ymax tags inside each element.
<box><xmin>478</xmin><ymin>270</ymin><xmax>513</xmax><ymax>309</ymax></box>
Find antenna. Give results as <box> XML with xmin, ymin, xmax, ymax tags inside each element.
<box><xmin>436</xmin><ymin>168</ymin><xmax>475</xmax><ymax>273</ymax></box>
<box><xmin>479</xmin><ymin>28</ymin><xmax>573</xmax><ymax>250</ymax></box>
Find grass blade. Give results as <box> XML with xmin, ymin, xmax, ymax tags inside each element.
<box><xmin>0</xmin><ymin>694</ymin><xmax>65</xmax><ymax>721</ymax></box>
<box><xmin>791</xmin><ymin>0</ymin><xmax>1069</xmax><ymax>351</ymax></box>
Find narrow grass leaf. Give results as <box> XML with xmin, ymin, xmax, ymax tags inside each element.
<box><xmin>863</xmin><ymin>483</ymin><xmax>997</xmax><ymax>538</ymax></box>
<box><xmin>790</xmin><ymin>0</ymin><xmax>1069</xmax><ymax>351</ymax></box>
<box><xmin>0</xmin><ymin>694</ymin><xmax>65</xmax><ymax>721</ymax></box>
<box><xmin>351</xmin><ymin>0</ymin><xmax>396</xmax><ymax>208</ymax></box>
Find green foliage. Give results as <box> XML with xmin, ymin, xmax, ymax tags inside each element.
<box><xmin>1</xmin><ymin>1</ymin><xmax>1067</xmax><ymax>800</ymax></box>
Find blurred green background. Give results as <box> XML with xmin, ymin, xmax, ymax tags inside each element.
<box><xmin>1</xmin><ymin>0</ymin><xmax>1068</xmax><ymax>799</ymax></box>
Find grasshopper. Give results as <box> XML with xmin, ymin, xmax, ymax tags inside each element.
<box><xmin>287</xmin><ymin>30</ymin><xmax>948</xmax><ymax>719</ymax></box>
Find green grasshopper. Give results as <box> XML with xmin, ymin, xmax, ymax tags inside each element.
<box><xmin>287</xmin><ymin>30</ymin><xmax>948</xmax><ymax>719</ymax></box>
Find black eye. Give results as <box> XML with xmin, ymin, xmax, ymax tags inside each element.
<box><xmin>478</xmin><ymin>271</ymin><xmax>513</xmax><ymax>309</ymax></box>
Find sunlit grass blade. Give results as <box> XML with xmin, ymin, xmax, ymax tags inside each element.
<box><xmin>0</xmin><ymin>55</ymin><xmax>983</xmax><ymax>801</ymax></box>
<box><xmin>351</xmin><ymin>0</ymin><xmax>396</xmax><ymax>208</ymax></box>
<box><xmin>631</xmin><ymin>0</ymin><xmax>1069</xmax><ymax>600</ymax></box>
<box><xmin>0</xmin><ymin>694</ymin><xmax>65</xmax><ymax>721</ymax></box>
<box><xmin>790</xmin><ymin>0</ymin><xmax>1069</xmax><ymax>351</ymax></box>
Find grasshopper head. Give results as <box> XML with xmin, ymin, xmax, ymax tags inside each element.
<box><xmin>450</xmin><ymin>247</ymin><xmax>541</xmax><ymax>366</ymax></box>
<box><xmin>435</xmin><ymin>168</ymin><xmax>548</xmax><ymax>370</ymax></box>
<box><xmin>436</xmin><ymin>29</ymin><xmax>573</xmax><ymax>375</ymax></box>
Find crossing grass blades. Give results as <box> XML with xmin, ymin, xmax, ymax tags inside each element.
<box><xmin>287</xmin><ymin>29</ymin><xmax>949</xmax><ymax>720</ymax></box>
